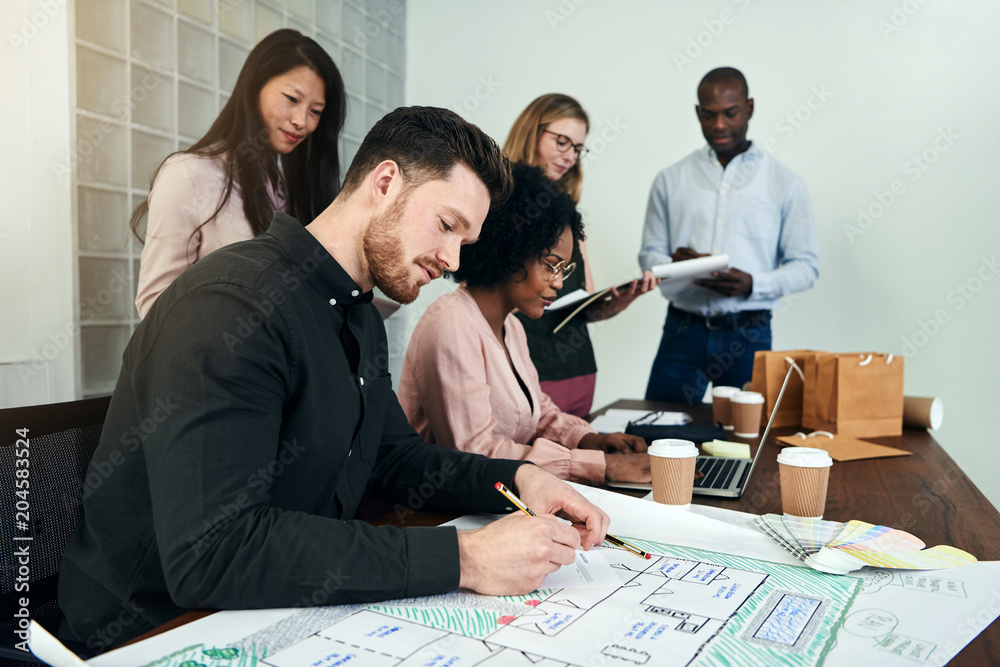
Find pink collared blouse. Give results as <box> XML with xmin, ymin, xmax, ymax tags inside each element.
<box><xmin>399</xmin><ymin>287</ymin><xmax>605</xmax><ymax>483</ymax></box>
<box><xmin>135</xmin><ymin>153</ymin><xmax>286</xmax><ymax>318</ymax></box>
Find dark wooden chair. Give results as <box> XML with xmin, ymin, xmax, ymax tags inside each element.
<box><xmin>0</xmin><ymin>395</ymin><xmax>111</xmax><ymax>664</ymax></box>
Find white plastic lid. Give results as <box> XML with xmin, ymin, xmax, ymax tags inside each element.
<box><xmin>777</xmin><ymin>446</ymin><xmax>833</xmax><ymax>468</ymax></box>
<box><xmin>648</xmin><ymin>439</ymin><xmax>699</xmax><ymax>458</ymax></box>
<box><xmin>711</xmin><ymin>386</ymin><xmax>740</xmax><ymax>398</ymax></box>
<box><xmin>730</xmin><ymin>390</ymin><xmax>764</xmax><ymax>404</ymax></box>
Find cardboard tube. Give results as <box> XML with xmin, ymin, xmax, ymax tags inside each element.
<box><xmin>903</xmin><ymin>395</ymin><xmax>943</xmax><ymax>430</ymax></box>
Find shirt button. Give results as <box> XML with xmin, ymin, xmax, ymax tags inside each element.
<box><xmin>359</xmin><ymin>377</ymin><xmax>365</xmax><ymax>386</ymax></box>
<box><xmin>329</xmin><ymin>298</ymin><xmax>337</xmax><ymax>306</ymax></box>
<box><xmin>351</xmin><ymin>289</ymin><xmax>360</xmax><ymax>297</ymax></box>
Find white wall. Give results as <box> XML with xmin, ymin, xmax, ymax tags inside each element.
<box><xmin>0</xmin><ymin>2</ymin><xmax>76</xmax><ymax>405</ymax></box>
<box><xmin>406</xmin><ymin>1</ymin><xmax>1000</xmax><ymax>507</ymax></box>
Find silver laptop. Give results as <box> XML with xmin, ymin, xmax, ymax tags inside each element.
<box><xmin>694</xmin><ymin>363</ymin><xmax>799</xmax><ymax>498</ymax></box>
<box><xmin>609</xmin><ymin>362</ymin><xmax>800</xmax><ymax>498</ymax></box>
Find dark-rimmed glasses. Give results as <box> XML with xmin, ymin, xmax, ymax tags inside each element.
<box><xmin>541</xmin><ymin>129</ymin><xmax>589</xmax><ymax>158</ymax></box>
<box><xmin>541</xmin><ymin>259</ymin><xmax>577</xmax><ymax>282</ymax></box>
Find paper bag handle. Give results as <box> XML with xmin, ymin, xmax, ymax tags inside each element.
<box><xmin>792</xmin><ymin>431</ymin><xmax>835</xmax><ymax>439</ymax></box>
<box><xmin>783</xmin><ymin>356</ymin><xmax>805</xmax><ymax>379</ymax></box>
<box><xmin>858</xmin><ymin>353</ymin><xmax>895</xmax><ymax>366</ymax></box>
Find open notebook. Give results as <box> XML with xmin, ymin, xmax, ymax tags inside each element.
<box><xmin>546</xmin><ymin>255</ymin><xmax>729</xmax><ymax>333</ymax></box>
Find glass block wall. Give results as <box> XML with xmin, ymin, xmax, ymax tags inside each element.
<box><xmin>73</xmin><ymin>0</ymin><xmax>406</xmax><ymax>396</ymax></box>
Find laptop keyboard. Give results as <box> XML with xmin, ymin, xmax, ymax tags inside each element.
<box><xmin>695</xmin><ymin>457</ymin><xmax>740</xmax><ymax>490</ymax></box>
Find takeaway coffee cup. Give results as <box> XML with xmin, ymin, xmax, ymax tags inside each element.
<box><xmin>730</xmin><ymin>391</ymin><xmax>765</xmax><ymax>438</ymax></box>
<box><xmin>648</xmin><ymin>439</ymin><xmax>699</xmax><ymax>507</ymax></box>
<box><xmin>777</xmin><ymin>447</ymin><xmax>833</xmax><ymax>519</ymax></box>
<box><xmin>711</xmin><ymin>386</ymin><xmax>740</xmax><ymax>430</ymax></box>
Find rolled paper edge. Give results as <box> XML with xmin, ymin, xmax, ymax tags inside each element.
<box><xmin>903</xmin><ymin>395</ymin><xmax>944</xmax><ymax>430</ymax></box>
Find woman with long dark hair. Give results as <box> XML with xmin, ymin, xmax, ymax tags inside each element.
<box><xmin>132</xmin><ymin>28</ymin><xmax>346</xmax><ymax>317</ymax></box>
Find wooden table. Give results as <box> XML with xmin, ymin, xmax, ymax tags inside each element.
<box><xmin>596</xmin><ymin>399</ymin><xmax>1000</xmax><ymax>665</ymax></box>
<box><xmin>126</xmin><ymin>399</ymin><xmax>1000</xmax><ymax>665</ymax></box>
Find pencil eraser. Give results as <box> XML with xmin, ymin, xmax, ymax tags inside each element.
<box><xmin>645</xmin><ymin>553</ymin><xmax>652</xmax><ymax>559</ymax></box>
<box><xmin>494</xmin><ymin>481</ymin><xmax>502</xmax><ymax>489</ymax></box>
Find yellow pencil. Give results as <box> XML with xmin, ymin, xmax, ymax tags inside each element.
<box><xmin>494</xmin><ymin>481</ymin><xmax>651</xmax><ymax>559</ymax></box>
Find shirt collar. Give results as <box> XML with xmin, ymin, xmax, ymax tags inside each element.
<box><xmin>703</xmin><ymin>140</ymin><xmax>761</xmax><ymax>166</ymax></box>
<box><xmin>266</xmin><ymin>213</ymin><xmax>374</xmax><ymax>307</ymax></box>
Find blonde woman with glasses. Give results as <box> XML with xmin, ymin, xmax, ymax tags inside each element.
<box><xmin>398</xmin><ymin>164</ymin><xmax>651</xmax><ymax>486</ymax></box>
<box><xmin>504</xmin><ymin>94</ymin><xmax>657</xmax><ymax>418</ymax></box>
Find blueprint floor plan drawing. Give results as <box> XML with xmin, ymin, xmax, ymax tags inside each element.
<box><xmin>89</xmin><ymin>539</ymin><xmax>859</xmax><ymax>667</ymax></box>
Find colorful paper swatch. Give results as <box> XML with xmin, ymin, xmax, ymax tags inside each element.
<box><xmin>754</xmin><ymin>514</ymin><xmax>977</xmax><ymax>575</ymax></box>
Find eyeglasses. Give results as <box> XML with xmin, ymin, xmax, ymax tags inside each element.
<box><xmin>541</xmin><ymin>129</ymin><xmax>589</xmax><ymax>158</ymax></box>
<box><xmin>541</xmin><ymin>258</ymin><xmax>577</xmax><ymax>282</ymax></box>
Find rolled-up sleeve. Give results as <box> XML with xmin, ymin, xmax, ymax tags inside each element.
<box><xmin>639</xmin><ymin>172</ymin><xmax>675</xmax><ymax>272</ymax></box>
<box><xmin>749</xmin><ymin>175</ymin><xmax>820</xmax><ymax>301</ymax></box>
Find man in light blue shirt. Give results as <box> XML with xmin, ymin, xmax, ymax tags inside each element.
<box><xmin>639</xmin><ymin>67</ymin><xmax>819</xmax><ymax>403</ymax></box>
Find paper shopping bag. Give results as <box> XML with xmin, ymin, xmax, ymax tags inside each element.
<box><xmin>802</xmin><ymin>353</ymin><xmax>905</xmax><ymax>438</ymax></box>
<box><xmin>750</xmin><ymin>350</ymin><xmax>824</xmax><ymax>428</ymax></box>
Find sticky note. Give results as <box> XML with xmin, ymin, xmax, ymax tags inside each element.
<box><xmin>701</xmin><ymin>440</ymin><xmax>751</xmax><ymax>459</ymax></box>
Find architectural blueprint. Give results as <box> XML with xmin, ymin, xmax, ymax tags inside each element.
<box><xmin>87</xmin><ymin>540</ymin><xmax>858</xmax><ymax>667</ymax></box>
<box><xmin>64</xmin><ymin>491</ymin><xmax>1000</xmax><ymax>667</ymax></box>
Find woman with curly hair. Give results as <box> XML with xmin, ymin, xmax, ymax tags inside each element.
<box><xmin>398</xmin><ymin>163</ymin><xmax>651</xmax><ymax>485</ymax></box>
<box><xmin>504</xmin><ymin>94</ymin><xmax>658</xmax><ymax>417</ymax></box>
<box><xmin>131</xmin><ymin>29</ymin><xmax>346</xmax><ymax>317</ymax></box>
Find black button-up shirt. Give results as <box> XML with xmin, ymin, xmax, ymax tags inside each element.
<box><xmin>59</xmin><ymin>214</ymin><xmax>524</xmax><ymax>648</ymax></box>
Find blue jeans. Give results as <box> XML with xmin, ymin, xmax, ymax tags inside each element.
<box><xmin>645</xmin><ymin>309</ymin><xmax>772</xmax><ymax>404</ymax></box>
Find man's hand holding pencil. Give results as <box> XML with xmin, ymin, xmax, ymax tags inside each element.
<box><xmin>510</xmin><ymin>464</ymin><xmax>611</xmax><ymax>549</ymax></box>
<box><xmin>455</xmin><ymin>465</ymin><xmax>610</xmax><ymax>596</ymax></box>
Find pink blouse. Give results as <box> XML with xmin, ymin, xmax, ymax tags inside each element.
<box><xmin>135</xmin><ymin>153</ymin><xmax>286</xmax><ymax>318</ymax></box>
<box><xmin>399</xmin><ymin>287</ymin><xmax>605</xmax><ymax>483</ymax></box>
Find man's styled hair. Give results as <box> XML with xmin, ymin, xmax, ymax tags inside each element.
<box><xmin>341</xmin><ymin>106</ymin><xmax>513</xmax><ymax>205</ymax></box>
<box><xmin>699</xmin><ymin>67</ymin><xmax>749</xmax><ymax>100</ymax></box>
<box><xmin>452</xmin><ymin>163</ymin><xmax>585</xmax><ymax>290</ymax></box>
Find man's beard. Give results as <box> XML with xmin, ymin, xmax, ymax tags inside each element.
<box><xmin>362</xmin><ymin>193</ymin><xmax>443</xmax><ymax>305</ymax></box>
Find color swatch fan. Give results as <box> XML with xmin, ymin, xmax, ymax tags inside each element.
<box><xmin>753</xmin><ymin>514</ymin><xmax>977</xmax><ymax>575</ymax></box>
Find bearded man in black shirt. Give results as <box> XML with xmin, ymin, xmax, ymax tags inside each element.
<box><xmin>59</xmin><ymin>106</ymin><xmax>611</xmax><ymax>651</ymax></box>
